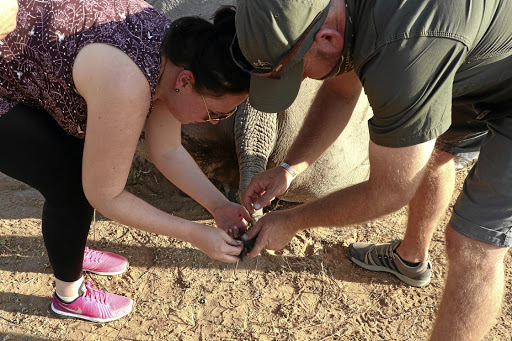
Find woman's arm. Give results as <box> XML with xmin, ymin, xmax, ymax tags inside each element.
<box><xmin>73</xmin><ymin>43</ymin><xmax>242</xmax><ymax>262</ymax></box>
<box><xmin>0</xmin><ymin>0</ymin><xmax>18</xmax><ymax>39</ymax></box>
<box><xmin>145</xmin><ymin>100</ymin><xmax>252</xmax><ymax>233</ymax></box>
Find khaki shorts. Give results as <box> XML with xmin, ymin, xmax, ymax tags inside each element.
<box><xmin>439</xmin><ymin>103</ymin><xmax>512</xmax><ymax>247</ymax></box>
<box><xmin>435</xmin><ymin>103</ymin><xmax>488</xmax><ymax>161</ymax></box>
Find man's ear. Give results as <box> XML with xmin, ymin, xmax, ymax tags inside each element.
<box><xmin>175</xmin><ymin>69</ymin><xmax>195</xmax><ymax>91</ymax></box>
<box><xmin>314</xmin><ymin>27</ymin><xmax>344</xmax><ymax>53</ymax></box>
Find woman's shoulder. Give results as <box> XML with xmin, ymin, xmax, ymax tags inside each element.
<box><xmin>74</xmin><ymin>43</ymin><xmax>151</xmax><ymax>103</ymax></box>
<box><xmin>77</xmin><ymin>0</ymin><xmax>169</xmax><ymax>112</ymax></box>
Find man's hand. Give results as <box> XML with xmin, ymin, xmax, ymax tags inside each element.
<box><xmin>242</xmin><ymin>166</ymin><xmax>293</xmax><ymax>214</ymax></box>
<box><xmin>1</xmin><ymin>0</ymin><xmax>18</xmax><ymax>39</ymax></box>
<box><xmin>211</xmin><ymin>201</ymin><xmax>252</xmax><ymax>237</ymax></box>
<box><xmin>240</xmin><ymin>208</ymin><xmax>300</xmax><ymax>257</ymax></box>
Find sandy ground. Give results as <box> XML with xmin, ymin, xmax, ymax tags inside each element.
<box><xmin>1</xmin><ymin>164</ymin><xmax>511</xmax><ymax>341</ymax></box>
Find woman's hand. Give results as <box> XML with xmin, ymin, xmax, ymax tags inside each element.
<box><xmin>211</xmin><ymin>202</ymin><xmax>253</xmax><ymax>238</ymax></box>
<box><xmin>190</xmin><ymin>224</ymin><xmax>243</xmax><ymax>263</ymax></box>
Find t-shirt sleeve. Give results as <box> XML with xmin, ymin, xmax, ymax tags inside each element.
<box><xmin>359</xmin><ymin>37</ymin><xmax>468</xmax><ymax>148</ymax></box>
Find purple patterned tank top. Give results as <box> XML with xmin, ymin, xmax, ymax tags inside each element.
<box><xmin>0</xmin><ymin>0</ymin><xmax>170</xmax><ymax>138</ymax></box>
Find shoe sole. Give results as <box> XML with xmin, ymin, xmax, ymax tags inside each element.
<box><xmin>50</xmin><ymin>301</ymin><xmax>133</xmax><ymax>323</ymax></box>
<box><xmin>83</xmin><ymin>262</ymin><xmax>129</xmax><ymax>276</ymax></box>
<box><xmin>349</xmin><ymin>256</ymin><xmax>431</xmax><ymax>288</ymax></box>
<box><xmin>82</xmin><ymin>268</ymin><xmax>128</xmax><ymax>276</ymax></box>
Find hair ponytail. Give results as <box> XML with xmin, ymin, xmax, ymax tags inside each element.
<box><xmin>161</xmin><ymin>6</ymin><xmax>249</xmax><ymax>97</ymax></box>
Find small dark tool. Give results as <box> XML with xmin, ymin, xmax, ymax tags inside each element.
<box><xmin>239</xmin><ymin>237</ymin><xmax>256</xmax><ymax>261</ymax></box>
<box><xmin>236</xmin><ymin>221</ymin><xmax>258</xmax><ymax>261</ymax></box>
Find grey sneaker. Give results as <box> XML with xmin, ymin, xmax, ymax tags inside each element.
<box><xmin>348</xmin><ymin>240</ymin><xmax>432</xmax><ymax>287</ymax></box>
<box><xmin>455</xmin><ymin>156</ymin><xmax>477</xmax><ymax>171</ymax></box>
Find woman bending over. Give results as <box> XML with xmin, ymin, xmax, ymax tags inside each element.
<box><xmin>0</xmin><ymin>0</ymin><xmax>251</xmax><ymax>322</ymax></box>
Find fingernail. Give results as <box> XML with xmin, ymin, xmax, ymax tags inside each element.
<box><xmin>254</xmin><ymin>203</ymin><xmax>261</xmax><ymax>210</ymax></box>
<box><xmin>241</xmin><ymin>234</ymin><xmax>249</xmax><ymax>241</ymax></box>
<box><xmin>236</xmin><ymin>240</ymin><xmax>242</xmax><ymax>245</ymax></box>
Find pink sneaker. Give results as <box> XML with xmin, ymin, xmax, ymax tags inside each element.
<box><xmin>82</xmin><ymin>247</ymin><xmax>129</xmax><ymax>276</ymax></box>
<box><xmin>51</xmin><ymin>281</ymin><xmax>133</xmax><ymax>322</ymax></box>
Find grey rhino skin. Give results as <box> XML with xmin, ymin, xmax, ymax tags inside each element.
<box><xmin>139</xmin><ymin>0</ymin><xmax>371</xmax><ymax>204</ymax></box>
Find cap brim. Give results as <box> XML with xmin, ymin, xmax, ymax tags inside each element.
<box><xmin>248</xmin><ymin>60</ymin><xmax>304</xmax><ymax>113</ymax></box>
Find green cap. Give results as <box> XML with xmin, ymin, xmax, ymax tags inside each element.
<box><xmin>235</xmin><ymin>0</ymin><xmax>331</xmax><ymax>113</ymax></box>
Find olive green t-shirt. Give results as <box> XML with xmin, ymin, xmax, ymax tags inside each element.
<box><xmin>344</xmin><ymin>0</ymin><xmax>512</xmax><ymax>147</ymax></box>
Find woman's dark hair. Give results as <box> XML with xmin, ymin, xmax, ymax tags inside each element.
<box><xmin>161</xmin><ymin>6</ymin><xmax>250</xmax><ymax>97</ymax></box>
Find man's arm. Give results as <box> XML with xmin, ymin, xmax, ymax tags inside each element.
<box><xmin>285</xmin><ymin>70</ymin><xmax>362</xmax><ymax>174</ymax></box>
<box><xmin>297</xmin><ymin>139</ymin><xmax>436</xmax><ymax>228</ymax></box>
<box><xmin>242</xmin><ymin>71</ymin><xmax>362</xmax><ymax>212</ymax></box>
<box><xmin>243</xmin><ymin>139</ymin><xmax>436</xmax><ymax>256</ymax></box>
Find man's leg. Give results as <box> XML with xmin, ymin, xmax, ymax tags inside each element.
<box><xmin>348</xmin><ymin>149</ymin><xmax>455</xmax><ymax>287</ymax></box>
<box><xmin>430</xmin><ymin>226</ymin><xmax>508</xmax><ymax>341</ymax></box>
<box><xmin>398</xmin><ymin>103</ymin><xmax>487</xmax><ymax>263</ymax></box>
<box><xmin>396</xmin><ymin>150</ymin><xmax>455</xmax><ymax>262</ymax></box>
<box><xmin>349</xmin><ymin>103</ymin><xmax>487</xmax><ymax>287</ymax></box>
<box><xmin>431</xmin><ymin>114</ymin><xmax>512</xmax><ymax>340</ymax></box>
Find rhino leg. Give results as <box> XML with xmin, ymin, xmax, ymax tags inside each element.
<box><xmin>235</xmin><ymin>100</ymin><xmax>278</xmax><ymax>220</ymax></box>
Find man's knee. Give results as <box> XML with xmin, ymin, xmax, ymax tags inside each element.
<box><xmin>445</xmin><ymin>225</ymin><xmax>508</xmax><ymax>268</ymax></box>
<box><xmin>420</xmin><ymin>150</ymin><xmax>455</xmax><ymax>183</ymax></box>
<box><xmin>431</xmin><ymin>148</ymin><xmax>455</xmax><ymax>164</ymax></box>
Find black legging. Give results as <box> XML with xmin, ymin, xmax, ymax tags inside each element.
<box><xmin>0</xmin><ymin>104</ymin><xmax>92</xmax><ymax>282</ymax></box>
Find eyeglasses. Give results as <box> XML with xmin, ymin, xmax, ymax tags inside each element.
<box><xmin>230</xmin><ymin>10</ymin><xmax>324</xmax><ymax>79</ymax></box>
<box><xmin>201</xmin><ymin>94</ymin><xmax>238</xmax><ymax>122</ymax></box>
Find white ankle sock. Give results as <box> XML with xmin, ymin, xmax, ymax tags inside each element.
<box><xmin>57</xmin><ymin>293</ymin><xmax>79</xmax><ymax>303</ymax></box>
<box><xmin>56</xmin><ymin>277</ymin><xmax>84</xmax><ymax>303</ymax></box>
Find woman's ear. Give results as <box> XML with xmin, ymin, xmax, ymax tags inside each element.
<box><xmin>314</xmin><ymin>27</ymin><xmax>344</xmax><ymax>53</ymax></box>
<box><xmin>175</xmin><ymin>69</ymin><xmax>195</xmax><ymax>91</ymax></box>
